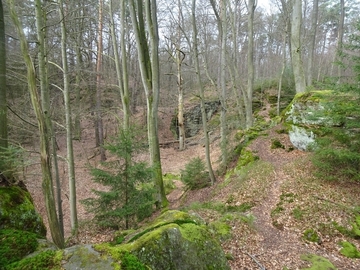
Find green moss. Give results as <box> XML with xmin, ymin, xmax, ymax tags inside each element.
<box><xmin>0</xmin><ymin>187</ymin><xmax>46</xmax><ymax>237</ymax></box>
<box><xmin>300</xmin><ymin>254</ymin><xmax>337</xmax><ymax>270</ymax></box>
<box><xmin>303</xmin><ymin>229</ymin><xmax>321</xmax><ymax>243</ymax></box>
<box><xmin>208</xmin><ymin>221</ymin><xmax>231</xmax><ymax>241</ymax></box>
<box><xmin>6</xmin><ymin>250</ymin><xmax>63</xmax><ymax>270</ymax></box>
<box><xmin>237</xmin><ymin>149</ymin><xmax>258</xmax><ymax>168</ymax></box>
<box><xmin>271</xmin><ymin>139</ymin><xmax>285</xmax><ymax>149</ymax></box>
<box><xmin>0</xmin><ymin>229</ymin><xmax>39</xmax><ymax>267</ymax></box>
<box><xmin>121</xmin><ymin>252</ymin><xmax>147</xmax><ymax>270</ymax></box>
<box><xmin>339</xmin><ymin>241</ymin><xmax>360</xmax><ymax>258</ymax></box>
<box><xmin>95</xmin><ymin>210</ymin><xmax>230</xmax><ymax>270</ymax></box>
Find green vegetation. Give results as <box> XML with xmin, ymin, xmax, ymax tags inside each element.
<box><xmin>310</xmin><ymin>91</ymin><xmax>360</xmax><ymax>182</ymax></box>
<box><xmin>0</xmin><ymin>186</ymin><xmax>46</xmax><ymax>236</ymax></box>
<box><xmin>185</xmin><ymin>201</ymin><xmax>254</xmax><ymax>214</ymax></box>
<box><xmin>6</xmin><ymin>250</ymin><xmax>62</xmax><ymax>270</ymax></box>
<box><xmin>208</xmin><ymin>221</ymin><xmax>231</xmax><ymax>241</ymax></box>
<box><xmin>121</xmin><ymin>252</ymin><xmax>147</xmax><ymax>270</ymax></box>
<box><xmin>339</xmin><ymin>241</ymin><xmax>360</xmax><ymax>258</ymax></box>
<box><xmin>180</xmin><ymin>157</ymin><xmax>209</xmax><ymax>190</ymax></box>
<box><xmin>0</xmin><ymin>229</ymin><xmax>39</xmax><ymax>267</ymax></box>
<box><xmin>300</xmin><ymin>254</ymin><xmax>337</xmax><ymax>270</ymax></box>
<box><xmin>163</xmin><ymin>173</ymin><xmax>178</xmax><ymax>194</ymax></box>
<box><xmin>82</xmin><ymin>128</ymin><xmax>155</xmax><ymax>230</ymax></box>
<box><xmin>302</xmin><ymin>229</ymin><xmax>321</xmax><ymax>243</ymax></box>
<box><xmin>0</xmin><ymin>145</ymin><xmax>25</xmax><ymax>185</ymax></box>
<box><xmin>271</xmin><ymin>139</ymin><xmax>285</xmax><ymax>149</ymax></box>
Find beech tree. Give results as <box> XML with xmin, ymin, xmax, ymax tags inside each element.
<box><xmin>0</xmin><ymin>0</ymin><xmax>7</xmax><ymax>150</ymax></box>
<box><xmin>129</xmin><ymin>0</ymin><xmax>168</xmax><ymax>208</ymax></box>
<box><xmin>191</xmin><ymin>0</ymin><xmax>216</xmax><ymax>185</ymax></box>
<box><xmin>291</xmin><ymin>0</ymin><xmax>306</xmax><ymax>93</ymax></box>
<box><xmin>7</xmin><ymin>0</ymin><xmax>64</xmax><ymax>248</ymax></box>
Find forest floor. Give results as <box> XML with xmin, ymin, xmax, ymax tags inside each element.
<box><xmin>25</xmin><ymin>102</ymin><xmax>360</xmax><ymax>269</ymax></box>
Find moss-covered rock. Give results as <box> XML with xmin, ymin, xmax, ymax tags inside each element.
<box><xmin>62</xmin><ymin>244</ymin><xmax>114</xmax><ymax>270</ymax></box>
<box><xmin>0</xmin><ymin>186</ymin><xmax>46</xmax><ymax>237</ymax></box>
<box><xmin>300</xmin><ymin>254</ymin><xmax>337</xmax><ymax>270</ymax></box>
<box><xmin>283</xmin><ymin>90</ymin><xmax>360</xmax><ymax>151</ymax></box>
<box><xmin>96</xmin><ymin>210</ymin><xmax>230</xmax><ymax>270</ymax></box>
<box><xmin>0</xmin><ymin>229</ymin><xmax>39</xmax><ymax>267</ymax></box>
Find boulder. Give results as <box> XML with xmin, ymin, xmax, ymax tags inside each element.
<box><xmin>95</xmin><ymin>210</ymin><xmax>231</xmax><ymax>270</ymax></box>
<box><xmin>282</xmin><ymin>90</ymin><xmax>359</xmax><ymax>151</ymax></box>
<box><xmin>0</xmin><ymin>186</ymin><xmax>46</xmax><ymax>237</ymax></box>
<box><xmin>172</xmin><ymin>101</ymin><xmax>220</xmax><ymax>138</ymax></box>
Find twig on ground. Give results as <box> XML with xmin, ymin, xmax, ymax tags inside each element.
<box><xmin>245</xmin><ymin>252</ymin><xmax>266</xmax><ymax>270</ymax></box>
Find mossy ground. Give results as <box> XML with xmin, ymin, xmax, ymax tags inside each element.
<box><xmin>0</xmin><ymin>187</ymin><xmax>46</xmax><ymax>237</ymax></box>
<box><xmin>300</xmin><ymin>254</ymin><xmax>337</xmax><ymax>270</ymax></box>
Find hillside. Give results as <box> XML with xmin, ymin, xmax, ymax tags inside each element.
<box><xmin>24</xmin><ymin>93</ymin><xmax>360</xmax><ymax>269</ymax></box>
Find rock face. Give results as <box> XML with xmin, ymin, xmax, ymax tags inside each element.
<box><xmin>0</xmin><ymin>186</ymin><xmax>46</xmax><ymax>237</ymax></box>
<box><xmin>96</xmin><ymin>210</ymin><xmax>231</xmax><ymax>270</ymax></box>
<box><xmin>172</xmin><ymin>101</ymin><xmax>220</xmax><ymax>138</ymax></box>
<box><xmin>283</xmin><ymin>90</ymin><xmax>340</xmax><ymax>151</ymax></box>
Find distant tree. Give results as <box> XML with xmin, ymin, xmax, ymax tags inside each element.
<box><xmin>0</xmin><ymin>1</ymin><xmax>7</xmax><ymax>150</ymax></box>
<box><xmin>82</xmin><ymin>128</ymin><xmax>155</xmax><ymax>229</ymax></box>
<box><xmin>191</xmin><ymin>0</ymin><xmax>216</xmax><ymax>185</ymax></box>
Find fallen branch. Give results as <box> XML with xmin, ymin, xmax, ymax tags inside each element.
<box><xmin>245</xmin><ymin>252</ymin><xmax>266</xmax><ymax>270</ymax></box>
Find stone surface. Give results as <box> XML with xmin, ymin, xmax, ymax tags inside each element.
<box><xmin>96</xmin><ymin>210</ymin><xmax>231</xmax><ymax>270</ymax></box>
<box><xmin>172</xmin><ymin>101</ymin><xmax>221</xmax><ymax>138</ymax></box>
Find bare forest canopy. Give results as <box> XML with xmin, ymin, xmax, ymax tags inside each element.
<box><xmin>2</xmin><ymin>0</ymin><xmax>360</xmax><ymax>251</ymax></box>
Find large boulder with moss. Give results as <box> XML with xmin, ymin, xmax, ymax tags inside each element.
<box><xmin>95</xmin><ymin>210</ymin><xmax>231</xmax><ymax>270</ymax></box>
<box><xmin>0</xmin><ymin>186</ymin><xmax>46</xmax><ymax>237</ymax></box>
<box><xmin>283</xmin><ymin>90</ymin><xmax>360</xmax><ymax>151</ymax></box>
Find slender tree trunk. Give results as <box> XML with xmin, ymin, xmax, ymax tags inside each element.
<box><xmin>209</xmin><ymin>0</ymin><xmax>228</xmax><ymax>165</ymax></box>
<box><xmin>306</xmin><ymin>0</ymin><xmax>318</xmax><ymax>86</ymax></box>
<box><xmin>191</xmin><ymin>0</ymin><xmax>216</xmax><ymax>185</ymax></box>
<box><xmin>0</xmin><ymin>1</ymin><xmax>7</xmax><ymax>150</ymax></box>
<box><xmin>35</xmin><ymin>0</ymin><xmax>64</xmax><ymax>238</ymax></box>
<box><xmin>176</xmin><ymin>0</ymin><xmax>185</xmax><ymax>151</ymax></box>
<box><xmin>59</xmin><ymin>0</ymin><xmax>78</xmax><ymax>235</ymax></box>
<box><xmin>8</xmin><ymin>0</ymin><xmax>64</xmax><ymax>248</ymax></box>
<box><xmin>110</xmin><ymin>0</ymin><xmax>130</xmax><ymax>130</ymax></box>
<box><xmin>246</xmin><ymin>0</ymin><xmax>256</xmax><ymax>128</ymax></box>
<box><xmin>278</xmin><ymin>27</ymin><xmax>287</xmax><ymax>116</ymax></box>
<box><xmin>291</xmin><ymin>0</ymin><xmax>306</xmax><ymax>93</ymax></box>
<box><xmin>96</xmin><ymin>0</ymin><xmax>106</xmax><ymax>161</ymax></box>
<box><xmin>336</xmin><ymin>0</ymin><xmax>345</xmax><ymax>83</ymax></box>
<box><xmin>129</xmin><ymin>0</ymin><xmax>168</xmax><ymax>208</ymax></box>
<box><xmin>74</xmin><ymin>3</ymin><xmax>84</xmax><ymax>140</ymax></box>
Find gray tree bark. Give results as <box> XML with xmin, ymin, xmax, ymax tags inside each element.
<box><xmin>306</xmin><ymin>0</ymin><xmax>319</xmax><ymax>86</ymax></box>
<box><xmin>246</xmin><ymin>0</ymin><xmax>256</xmax><ymax>128</ymax></box>
<box><xmin>58</xmin><ymin>0</ymin><xmax>78</xmax><ymax>235</ymax></box>
<box><xmin>291</xmin><ymin>0</ymin><xmax>306</xmax><ymax>93</ymax></box>
<box><xmin>129</xmin><ymin>0</ymin><xmax>168</xmax><ymax>208</ymax></box>
<box><xmin>8</xmin><ymin>0</ymin><xmax>64</xmax><ymax>248</ymax></box>
<box><xmin>0</xmin><ymin>1</ymin><xmax>7</xmax><ymax>150</ymax></box>
<box><xmin>191</xmin><ymin>0</ymin><xmax>216</xmax><ymax>185</ymax></box>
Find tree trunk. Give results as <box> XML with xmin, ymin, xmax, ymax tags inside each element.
<box><xmin>192</xmin><ymin>0</ymin><xmax>216</xmax><ymax>185</ymax></box>
<box><xmin>8</xmin><ymin>0</ymin><xmax>64</xmax><ymax>248</ymax></box>
<box><xmin>96</xmin><ymin>0</ymin><xmax>106</xmax><ymax>161</ymax></box>
<box><xmin>110</xmin><ymin>0</ymin><xmax>130</xmax><ymax>130</ymax></box>
<box><xmin>0</xmin><ymin>1</ymin><xmax>7</xmax><ymax>150</ymax></box>
<box><xmin>129</xmin><ymin>0</ymin><xmax>168</xmax><ymax>208</ymax></box>
<box><xmin>176</xmin><ymin>0</ymin><xmax>185</xmax><ymax>151</ymax></box>
<box><xmin>59</xmin><ymin>0</ymin><xmax>78</xmax><ymax>236</ymax></box>
<box><xmin>291</xmin><ymin>0</ymin><xmax>306</xmax><ymax>93</ymax></box>
<box><xmin>246</xmin><ymin>0</ymin><xmax>256</xmax><ymax>128</ymax></box>
<box><xmin>306</xmin><ymin>0</ymin><xmax>318</xmax><ymax>86</ymax></box>
<box><xmin>35</xmin><ymin>0</ymin><xmax>64</xmax><ymax>238</ymax></box>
